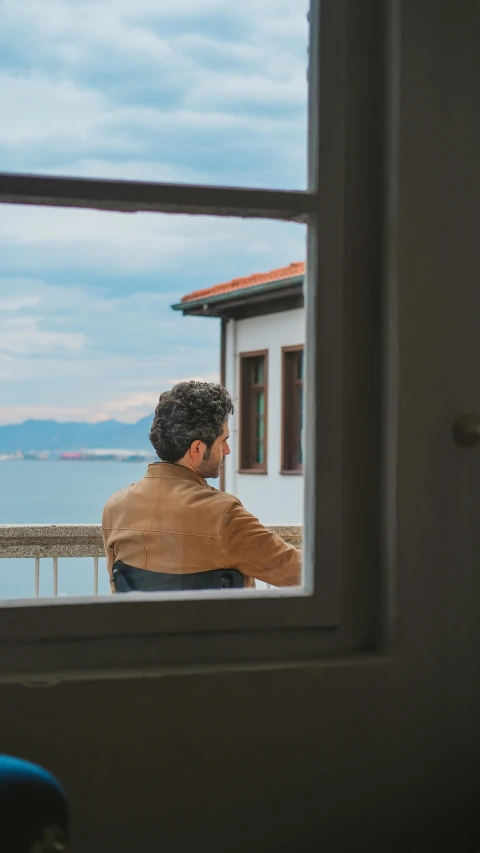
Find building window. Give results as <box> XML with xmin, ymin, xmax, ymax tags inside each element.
<box><xmin>239</xmin><ymin>350</ymin><xmax>268</xmax><ymax>473</ymax></box>
<box><xmin>282</xmin><ymin>346</ymin><xmax>304</xmax><ymax>473</ymax></box>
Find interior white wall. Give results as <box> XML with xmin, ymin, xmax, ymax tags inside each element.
<box><xmin>224</xmin><ymin>308</ymin><xmax>304</xmax><ymax>525</ymax></box>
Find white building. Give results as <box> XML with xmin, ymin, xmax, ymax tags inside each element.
<box><xmin>172</xmin><ymin>261</ymin><xmax>305</xmax><ymax>524</ymax></box>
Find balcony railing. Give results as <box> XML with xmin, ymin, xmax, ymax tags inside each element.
<box><xmin>0</xmin><ymin>524</ymin><xmax>302</xmax><ymax>598</ymax></box>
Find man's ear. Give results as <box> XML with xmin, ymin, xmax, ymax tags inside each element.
<box><xmin>190</xmin><ymin>440</ymin><xmax>202</xmax><ymax>459</ymax></box>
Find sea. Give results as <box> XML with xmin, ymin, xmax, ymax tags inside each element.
<box><xmin>0</xmin><ymin>460</ymin><xmax>147</xmax><ymax>599</ymax></box>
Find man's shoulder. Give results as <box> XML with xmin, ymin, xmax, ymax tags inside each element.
<box><xmin>204</xmin><ymin>485</ymin><xmax>242</xmax><ymax>507</ymax></box>
<box><xmin>102</xmin><ymin>482</ymin><xmax>136</xmax><ymax>515</ymax></box>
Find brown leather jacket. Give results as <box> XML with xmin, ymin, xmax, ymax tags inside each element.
<box><xmin>102</xmin><ymin>462</ymin><xmax>301</xmax><ymax>591</ymax></box>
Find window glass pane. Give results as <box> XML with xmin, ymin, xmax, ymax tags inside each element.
<box><xmin>256</xmin><ymin>416</ymin><xmax>264</xmax><ymax>444</ymax></box>
<box><xmin>297</xmin><ymin>350</ymin><xmax>304</xmax><ymax>380</ymax></box>
<box><xmin>0</xmin><ymin>0</ymin><xmax>309</xmax><ymax>189</ymax></box>
<box><xmin>256</xmin><ymin>390</ymin><xmax>265</xmax><ymax>420</ymax></box>
<box><xmin>0</xmin><ymin>205</ymin><xmax>305</xmax><ymax>600</ymax></box>
<box><xmin>255</xmin><ymin>440</ymin><xmax>264</xmax><ymax>465</ymax></box>
<box><xmin>254</xmin><ymin>358</ymin><xmax>264</xmax><ymax>385</ymax></box>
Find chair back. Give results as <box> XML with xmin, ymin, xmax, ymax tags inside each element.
<box><xmin>112</xmin><ymin>561</ymin><xmax>244</xmax><ymax>592</ymax></box>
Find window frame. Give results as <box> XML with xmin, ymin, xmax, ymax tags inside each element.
<box><xmin>281</xmin><ymin>345</ymin><xmax>304</xmax><ymax>474</ymax></box>
<box><xmin>0</xmin><ymin>0</ymin><xmax>390</xmax><ymax>682</ymax></box>
<box><xmin>239</xmin><ymin>349</ymin><xmax>269</xmax><ymax>474</ymax></box>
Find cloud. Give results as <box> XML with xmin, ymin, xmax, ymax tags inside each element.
<box><xmin>99</xmin><ymin>375</ymin><xmax>220</xmax><ymax>422</ymax></box>
<box><xmin>0</xmin><ymin>0</ymin><xmax>308</xmax><ymax>187</ymax></box>
<box><xmin>0</xmin><ymin>295</ymin><xmax>41</xmax><ymax>311</ymax></box>
<box><xmin>0</xmin><ymin>317</ymin><xmax>85</xmax><ymax>355</ymax></box>
<box><xmin>0</xmin><ymin>73</ymin><xmax>106</xmax><ymax>146</ymax></box>
<box><xmin>0</xmin><ymin>0</ymin><xmax>308</xmax><ymax>423</ymax></box>
<box><xmin>0</xmin><ymin>276</ymin><xmax>224</xmax><ymax>422</ymax></box>
<box><xmin>0</xmin><ymin>205</ymin><xmax>305</xmax><ymax>284</ymax></box>
<box><xmin>0</xmin><ymin>405</ymin><xmax>104</xmax><ymax>424</ymax></box>
<box><xmin>46</xmin><ymin>158</ymin><xmax>206</xmax><ymax>184</ymax></box>
<box><xmin>0</xmin><ymin>209</ymin><xmax>305</xmax><ymax>423</ymax></box>
<box><xmin>0</xmin><ymin>368</ymin><xmax>221</xmax><ymax>424</ymax></box>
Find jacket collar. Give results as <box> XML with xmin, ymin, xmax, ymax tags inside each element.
<box><xmin>145</xmin><ymin>461</ymin><xmax>208</xmax><ymax>488</ymax></box>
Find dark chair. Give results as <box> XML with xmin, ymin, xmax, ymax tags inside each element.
<box><xmin>112</xmin><ymin>560</ymin><xmax>244</xmax><ymax>592</ymax></box>
<box><xmin>0</xmin><ymin>754</ymin><xmax>69</xmax><ymax>852</ymax></box>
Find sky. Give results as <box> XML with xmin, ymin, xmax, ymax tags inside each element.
<box><xmin>0</xmin><ymin>0</ymin><xmax>309</xmax><ymax>424</ymax></box>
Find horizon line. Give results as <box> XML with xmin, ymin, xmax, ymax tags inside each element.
<box><xmin>0</xmin><ymin>413</ymin><xmax>155</xmax><ymax>428</ymax></box>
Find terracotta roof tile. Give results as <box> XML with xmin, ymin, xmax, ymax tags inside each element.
<box><xmin>181</xmin><ymin>261</ymin><xmax>305</xmax><ymax>304</ymax></box>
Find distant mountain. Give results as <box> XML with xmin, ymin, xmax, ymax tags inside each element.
<box><xmin>0</xmin><ymin>415</ymin><xmax>155</xmax><ymax>453</ymax></box>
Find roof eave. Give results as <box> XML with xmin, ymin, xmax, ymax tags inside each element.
<box><xmin>171</xmin><ymin>274</ymin><xmax>304</xmax><ymax>316</ymax></box>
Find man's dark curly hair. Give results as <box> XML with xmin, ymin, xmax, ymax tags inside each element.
<box><xmin>149</xmin><ymin>381</ymin><xmax>234</xmax><ymax>462</ymax></box>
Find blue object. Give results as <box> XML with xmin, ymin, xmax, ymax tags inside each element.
<box><xmin>0</xmin><ymin>755</ymin><xmax>69</xmax><ymax>852</ymax></box>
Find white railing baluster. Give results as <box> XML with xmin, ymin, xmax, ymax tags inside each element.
<box><xmin>53</xmin><ymin>557</ymin><xmax>58</xmax><ymax>597</ymax></box>
<box><xmin>35</xmin><ymin>557</ymin><xmax>40</xmax><ymax>598</ymax></box>
<box><xmin>93</xmin><ymin>556</ymin><xmax>99</xmax><ymax>595</ymax></box>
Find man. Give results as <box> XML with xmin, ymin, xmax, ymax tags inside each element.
<box><xmin>102</xmin><ymin>381</ymin><xmax>301</xmax><ymax>591</ymax></box>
